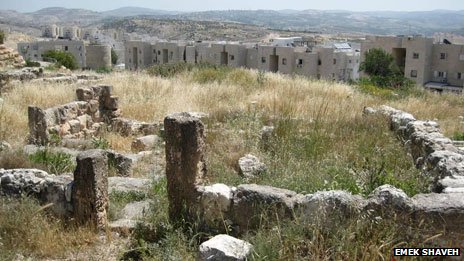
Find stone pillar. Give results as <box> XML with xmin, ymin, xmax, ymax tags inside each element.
<box><xmin>28</xmin><ymin>106</ymin><xmax>48</xmax><ymax>145</ymax></box>
<box><xmin>164</xmin><ymin>112</ymin><xmax>206</xmax><ymax>222</ymax></box>
<box><xmin>72</xmin><ymin>149</ymin><xmax>109</xmax><ymax>230</ymax></box>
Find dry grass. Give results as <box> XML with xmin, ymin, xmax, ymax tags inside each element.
<box><xmin>0</xmin><ymin>197</ymin><xmax>96</xmax><ymax>260</ymax></box>
<box><xmin>1</xmin><ymin>66</ymin><xmax>463</xmax><ymax>260</ymax></box>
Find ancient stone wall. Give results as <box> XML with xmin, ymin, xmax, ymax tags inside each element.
<box><xmin>28</xmin><ymin>84</ymin><xmax>160</xmax><ymax>145</ymax></box>
<box><xmin>364</xmin><ymin>105</ymin><xmax>464</xmax><ymax>193</ymax></box>
<box><xmin>0</xmin><ymin>168</ymin><xmax>73</xmax><ymax>217</ymax></box>
<box><xmin>28</xmin><ymin>85</ymin><xmax>120</xmax><ymax>145</ymax></box>
<box><xmin>164</xmin><ymin>111</ymin><xmax>464</xmax><ymax>235</ymax></box>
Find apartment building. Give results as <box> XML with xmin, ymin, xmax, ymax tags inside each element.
<box><xmin>124</xmin><ymin>40</ymin><xmax>360</xmax><ymax>82</ymax></box>
<box><xmin>361</xmin><ymin>35</ymin><xmax>464</xmax><ymax>92</ymax></box>
<box><xmin>18</xmin><ymin>40</ymin><xmax>111</xmax><ymax>69</ymax></box>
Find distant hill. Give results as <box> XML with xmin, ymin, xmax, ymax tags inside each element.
<box><xmin>102</xmin><ymin>7</ymin><xmax>181</xmax><ymax>17</ymax></box>
<box><xmin>0</xmin><ymin>7</ymin><xmax>463</xmax><ymax>36</ymax></box>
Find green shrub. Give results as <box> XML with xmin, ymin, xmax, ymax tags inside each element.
<box><xmin>453</xmin><ymin>132</ymin><xmax>464</xmax><ymax>141</ymax></box>
<box><xmin>95</xmin><ymin>67</ymin><xmax>112</xmax><ymax>74</ymax></box>
<box><xmin>42</xmin><ymin>50</ymin><xmax>78</xmax><ymax>70</ymax></box>
<box><xmin>91</xmin><ymin>136</ymin><xmax>110</xmax><ymax>149</ymax></box>
<box><xmin>359</xmin><ymin>48</ymin><xmax>412</xmax><ymax>89</ymax></box>
<box><xmin>28</xmin><ymin>149</ymin><xmax>75</xmax><ymax>174</ymax></box>
<box><xmin>25</xmin><ymin>59</ymin><xmax>41</xmax><ymax>67</ymax></box>
<box><xmin>146</xmin><ymin>62</ymin><xmax>194</xmax><ymax>78</ymax></box>
<box><xmin>0</xmin><ymin>30</ymin><xmax>6</xmax><ymax>45</ymax></box>
<box><xmin>111</xmin><ymin>48</ymin><xmax>118</xmax><ymax>65</ymax></box>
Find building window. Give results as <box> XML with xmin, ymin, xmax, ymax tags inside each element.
<box><xmin>158</xmin><ymin>51</ymin><xmax>161</xmax><ymax>55</ymax></box>
<box><xmin>317</xmin><ymin>74</ymin><xmax>321</xmax><ymax>79</ymax></box>
<box><xmin>318</xmin><ymin>59</ymin><xmax>322</xmax><ymax>66</ymax></box>
<box><xmin>349</xmin><ymin>59</ymin><xmax>352</xmax><ymax>64</ymax></box>
<box><xmin>261</xmin><ymin>57</ymin><xmax>266</xmax><ymax>63</ymax></box>
<box><xmin>440</xmin><ymin>53</ymin><xmax>447</xmax><ymax>60</ymax></box>
<box><xmin>458</xmin><ymin>72</ymin><xmax>462</xmax><ymax>80</ymax></box>
<box><xmin>139</xmin><ymin>50</ymin><xmax>142</xmax><ymax>54</ymax></box>
<box><xmin>64</xmin><ymin>46</ymin><xmax>68</xmax><ymax>51</ymax></box>
<box><xmin>413</xmin><ymin>53</ymin><xmax>419</xmax><ymax>59</ymax></box>
<box><xmin>153</xmin><ymin>49</ymin><xmax>156</xmax><ymax>54</ymax></box>
<box><xmin>298</xmin><ymin>59</ymin><xmax>303</xmax><ymax>65</ymax></box>
<box><xmin>230</xmin><ymin>55</ymin><xmax>235</xmax><ymax>60</ymax></box>
<box><xmin>333</xmin><ymin>59</ymin><xmax>336</xmax><ymax>65</ymax></box>
<box><xmin>410</xmin><ymin>70</ymin><xmax>417</xmax><ymax>78</ymax></box>
<box><xmin>170</xmin><ymin>52</ymin><xmax>173</xmax><ymax>59</ymax></box>
<box><xmin>438</xmin><ymin>71</ymin><xmax>447</xmax><ymax>78</ymax></box>
<box><xmin>282</xmin><ymin>58</ymin><xmax>287</xmax><ymax>65</ymax></box>
<box><xmin>129</xmin><ymin>59</ymin><xmax>131</xmax><ymax>63</ymax></box>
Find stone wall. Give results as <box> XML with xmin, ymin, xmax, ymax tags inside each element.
<box><xmin>164</xmin><ymin>111</ymin><xmax>464</xmax><ymax>236</ymax></box>
<box><xmin>28</xmin><ymin>85</ymin><xmax>119</xmax><ymax>145</ymax></box>
<box><xmin>28</xmin><ymin>84</ymin><xmax>160</xmax><ymax>145</ymax></box>
<box><xmin>0</xmin><ymin>168</ymin><xmax>73</xmax><ymax>217</ymax></box>
<box><xmin>364</xmin><ymin>105</ymin><xmax>464</xmax><ymax>193</ymax></box>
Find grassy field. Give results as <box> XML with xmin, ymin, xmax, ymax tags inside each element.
<box><xmin>0</xmin><ymin>65</ymin><xmax>463</xmax><ymax>259</ymax></box>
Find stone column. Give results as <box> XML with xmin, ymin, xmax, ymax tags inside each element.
<box><xmin>164</xmin><ymin>112</ymin><xmax>206</xmax><ymax>222</ymax></box>
<box><xmin>28</xmin><ymin>106</ymin><xmax>48</xmax><ymax>145</ymax></box>
<box><xmin>72</xmin><ymin>149</ymin><xmax>109</xmax><ymax>230</ymax></box>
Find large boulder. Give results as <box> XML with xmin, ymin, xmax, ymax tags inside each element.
<box><xmin>199</xmin><ymin>234</ymin><xmax>253</xmax><ymax>261</ymax></box>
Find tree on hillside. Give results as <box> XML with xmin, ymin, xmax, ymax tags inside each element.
<box><xmin>0</xmin><ymin>31</ymin><xmax>6</xmax><ymax>45</ymax></box>
<box><xmin>42</xmin><ymin>50</ymin><xmax>78</xmax><ymax>70</ymax></box>
<box><xmin>359</xmin><ymin>48</ymin><xmax>410</xmax><ymax>88</ymax></box>
<box><xmin>111</xmin><ymin>48</ymin><xmax>118</xmax><ymax>65</ymax></box>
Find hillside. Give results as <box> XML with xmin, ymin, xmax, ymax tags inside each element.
<box><xmin>0</xmin><ymin>7</ymin><xmax>463</xmax><ymax>36</ymax></box>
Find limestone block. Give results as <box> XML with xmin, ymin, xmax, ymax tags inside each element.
<box><xmin>198</xmin><ymin>184</ymin><xmax>235</xmax><ymax>227</ymax></box>
<box><xmin>68</xmin><ymin>119</ymin><xmax>81</xmax><ymax>134</ymax></box>
<box><xmin>199</xmin><ymin>234</ymin><xmax>253</xmax><ymax>261</ymax></box>
<box><xmin>231</xmin><ymin>184</ymin><xmax>298</xmax><ymax>231</ymax></box>
<box><xmin>164</xmin><ymin>112</ymin><xmax>206</xmax><ymax>222</ymax></box>
<box><xmin>364</xmin><ymin>185</ymin><xmax>413</xmax><ymax>214</ymax></box>
<box><xmin>131</xmin><ymin>135</ymin><xmax>160</xmax><ymax>152</ymax></box>
<box><xmin>72</xmin><ymin>150</ymin><xmax>109</xmax><ymax>229</ymax></box>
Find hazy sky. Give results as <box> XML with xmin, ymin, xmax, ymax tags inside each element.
<box><xmin>0</xmin><ymin>0</ymin><xmax>463</xmax><ymax>13</ymax></box>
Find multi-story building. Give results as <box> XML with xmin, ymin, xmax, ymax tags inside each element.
<box><xmin>17</xmin><ymin>40</ymin><xmax>112</xmax><ymax>69</ymax></box>
<box><xmin>124</xmin><ymin>40</ymin><xmax>361</xmax><ymax>82</ymax></box>
<box><xmin>361</xmin><ymin>35</ymin><xmax>464</xmax><ymax>92</ymax></box>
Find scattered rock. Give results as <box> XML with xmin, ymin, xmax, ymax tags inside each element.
<box><xmin>260</xmin><ymin>126</ymin><xmax>275</xmax><ymax>149</ymax></box>
<box><xmin>199</xmin><ymin>234</ymin><xmax>253</xmax><ymax>261</ymax></box>
<box><xmin>131</xmin><ymin>135</ymin><xmax>161</xmax><ymax>153</ymax></box>
<box><xmin>0</xmin><ymin>141</ymin><xmax>11</xmax><ymax>151</ymax></box>
<box><xmin>238</xmin><ymin>154</ymin><xmax>266</xmax><ymax>178</ymax></box>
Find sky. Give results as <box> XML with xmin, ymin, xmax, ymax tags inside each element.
<box><xmin>0</xmin><ymin>0</ymin><xmax>462</xmax><ymax>13</ymax></box>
